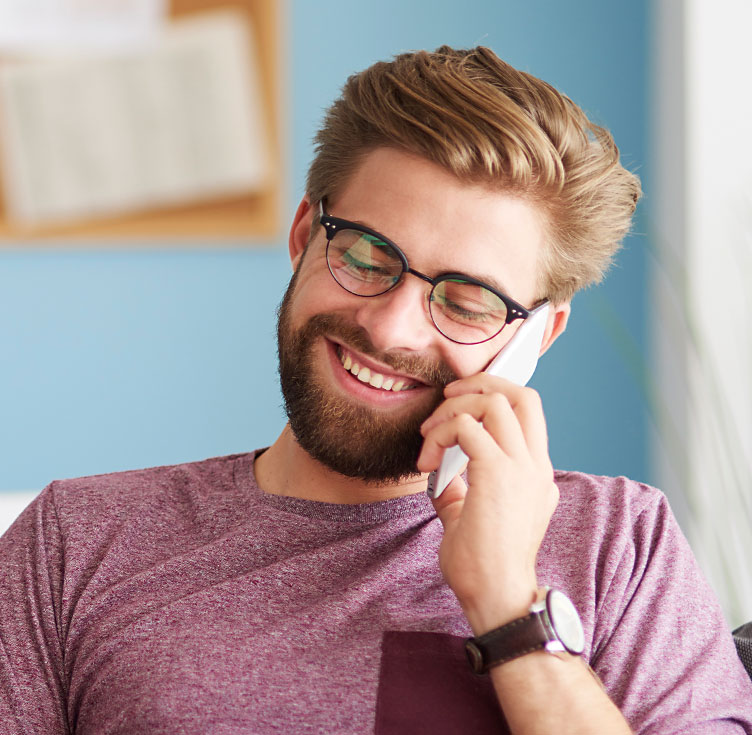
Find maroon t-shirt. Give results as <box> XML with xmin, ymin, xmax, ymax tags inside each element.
<box><xmin>0</xmin><ymin>452</ymin><xmax>750</xmax><ymax>733</ymax></box>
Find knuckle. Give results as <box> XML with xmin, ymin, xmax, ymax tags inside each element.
<box><xmin>455</xmin><ymin>413</ymin><xmax>482</xmax><ymax>441</ymax></box>
<box><xmin>456</xmin><ymin>412</ymin><xmax>477</xmax><ymax>430</ymax></box>
<box><xmin>519</xmin><ymin>386</ymin><xmax>542</xmax><ymax>406</ymax></box>
<box><xmin>487</xmin><ymin>392</ymin><xmax>511</xmax><ymax>413</ymax></box>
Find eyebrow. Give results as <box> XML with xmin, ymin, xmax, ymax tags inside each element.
<box><xmin>461</xmin><ymin>270</ymin><xmax>513</xmax><ymax>299</ymax></box>
<box><xmin>346</xmin><ymin>216</ymin><xmax>515</xmax><ymax>298</ymax></box>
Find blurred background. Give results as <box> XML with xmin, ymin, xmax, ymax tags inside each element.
<box><xmin>0</xmin><ymin>0</ymin><xmax>750</xmax><ymax>625</ymax></box>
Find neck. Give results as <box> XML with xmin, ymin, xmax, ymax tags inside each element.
<box><xmin>254</xmin><ymin>424</ymin><xmax>428</xmax><ymax>504</ymax></box>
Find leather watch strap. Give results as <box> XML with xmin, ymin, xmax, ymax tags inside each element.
<box><xmin>465</xmin><ymin>612</ymin><xmax>550</xmax><ymax>673</ymax></box>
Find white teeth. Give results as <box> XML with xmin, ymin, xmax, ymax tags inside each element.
<box><xmin>357</xmin><ymin>367</ymin><xmax>371</xmax><ymax>383</ymax></box>
<box><xmin>338</xmin><ymin>348</ymin><xmax>414</xmax><ymax>392</ymax></box>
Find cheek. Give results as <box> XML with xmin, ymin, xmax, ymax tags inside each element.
<box><xmin>285</xmin><ymin>260</ymin><xmax>356</xmax><ymax>328</ymax></box>
<box><xmin>446</xmin><ymin>330</ymin><xmax>517</xmax><ymax>378</ymax></box>
<box><xmin>439</xmin><ymin>348</ymin><xmax>490</xmax><ymax>380</ymax></box>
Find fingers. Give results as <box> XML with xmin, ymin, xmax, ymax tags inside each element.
<box><xmin>504</xmin><ymin>386</ymin><xmax>549</xmax><ymax>463</ymax></box>
<box><xmin>453</xmin><ymin>374</ymin><xmax>549</xmax><ymax>461</ymax></box>
<box><xmin>418</xmin><ymin>408</ymin><xmax>505</xmax><ymax>473</ymax></box>
<box><xmin>421</xmin><ymin>375</ymin><xmax>549</xmax><ymax>465</ymax></box>
<box><xmin>418</xmin><ymin>392</ymin><xmax>526</xmax><ymax>471</ymax></box>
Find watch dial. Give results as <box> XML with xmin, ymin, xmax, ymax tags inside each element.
<box><xmin>548</xmin><ymin>590</ymin><xmax>585</xmax><ymax>654</ymax></box>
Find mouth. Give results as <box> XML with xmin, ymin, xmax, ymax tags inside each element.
<box><xmin>333</xmin><ymin>342</ymin><xmax>425</xmax><ymax>394</ymax></box>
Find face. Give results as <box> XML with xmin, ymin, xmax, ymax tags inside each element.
<box><xmin>278</xmin><ymin>147</ymin><xmax>556</xmax><ymax>483</ymax></box>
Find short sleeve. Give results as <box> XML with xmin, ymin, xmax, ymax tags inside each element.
<box><xmin>590</xmin><ymin>493</ymin><xmax>752</xmax><ymax>734</ymax></box>
<box><xmin>0</xmin><ymin>485</ymin><xmax>70</xmax><ymax>734</ymax></box>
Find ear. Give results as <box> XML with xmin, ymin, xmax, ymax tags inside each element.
<box><xmin>288</xmin><ymin>195</ymin><xmax>316</xmax><ymax>270</ymax></box>
<box><xmin>539</xmin><ymin>301</ymin><xmax>571</xmax><ymax>356</ymax></box>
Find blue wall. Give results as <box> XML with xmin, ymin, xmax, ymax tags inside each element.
<box><xmin>0</xmin><ymin>0</ymin><xmax>649</xmax><ymax>491</ymax></box>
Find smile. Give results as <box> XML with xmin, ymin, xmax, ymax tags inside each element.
<box><xmin>336</xmin><ymin>346</ymin><xmax>417</xmax><ymax>392</ymax></box>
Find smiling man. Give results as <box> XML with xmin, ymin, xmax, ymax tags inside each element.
<box><xmin>1</xmin><ymin>47</ymin><xmax>751</xmax><ymax>734</ymax></box>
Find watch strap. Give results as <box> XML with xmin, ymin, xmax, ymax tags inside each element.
<box><xmin>465</xmin><ymin>611</ymin><xmax>551</xmax><ymax>674</ymax></box>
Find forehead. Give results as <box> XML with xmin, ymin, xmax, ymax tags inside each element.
<box><xmin>328</xmin><ymin>148</ymin><xmax>546</xmax><ymax>305</ymax></box>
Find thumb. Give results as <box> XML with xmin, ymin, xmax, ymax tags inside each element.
<box><xmin>429</xmin><ymin>473</ymin><xmax>468</xmax><ymax>532</ymax></box>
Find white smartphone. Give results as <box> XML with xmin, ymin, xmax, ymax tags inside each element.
<box><xmin>427</xmin><ymin>302</ymin><xmax>550</xmax><ymax>499</ymax></box>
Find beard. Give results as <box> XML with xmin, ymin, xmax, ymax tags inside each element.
<box><xmin>276</xmin><ymin>274</ymin><xmax>458</xmax><ymax>484</ymax></box>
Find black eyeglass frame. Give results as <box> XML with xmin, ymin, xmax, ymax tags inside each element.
<box><xmin>318</xmin><ymin>199</ymin><xmax>537</xmax><ymax>345</ymax></box>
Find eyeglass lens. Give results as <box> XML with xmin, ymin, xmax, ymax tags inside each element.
<box><xmin>326</xmin><ymin>227</ymin><xmax>509</xmax><ymax>344</ymax></box>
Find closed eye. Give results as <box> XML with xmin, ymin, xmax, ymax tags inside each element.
<box><xmin>439</xmin><ymin>296</ymin><xmax>495</xmax><ymax>322</ymax></box>
<box><xmin>341</xmin><ymin>250</ymin><xmax>394</xmax><ymax>279</ymax></box>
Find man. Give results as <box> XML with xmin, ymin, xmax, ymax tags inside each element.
<box><xmin>1</xmin><ymin>46</ymin><xmax>750</xmax><ymax>734</ymax></box>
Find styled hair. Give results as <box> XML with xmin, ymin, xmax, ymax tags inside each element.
<box><xmin>306</xmin><ymin>46</ymin><xmax>641</xmax><ymax>304</ymax></box>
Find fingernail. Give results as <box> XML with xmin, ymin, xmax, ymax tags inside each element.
<box><xmin>426</xmin><ymin>471</ymin><xmax>437</xmax><ymax>498</ymax></box>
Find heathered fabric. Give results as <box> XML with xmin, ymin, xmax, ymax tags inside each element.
<box><xmin>0</xmin><ymin>451</ymin><xmax>750</xmax><ymax>734</ymax></box>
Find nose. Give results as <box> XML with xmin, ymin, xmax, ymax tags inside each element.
<box><xmin>352</xmin><ymin>277</ymin><xmax>436</xmax><ymax>353</ymax></box>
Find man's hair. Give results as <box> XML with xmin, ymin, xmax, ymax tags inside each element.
<box><xmin>306</xmin><ymin>46</ymin><xmax>641</xmax><ymax>304</ymax></box>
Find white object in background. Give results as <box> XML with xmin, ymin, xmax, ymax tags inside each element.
<box><xmin>0</xmin><ymin>491</ymin><xmax>38</xmax><ymax>537</ymax></box>
<box><xmin>428</xmin><ymin>303</ymin><xmax>550</xmax><ymax>499</ymax></box>
<box><xmin>0</xmin><ymin>0</ymin><xmax>167</xmax><ymax>53</ymax></box>
<box><xmin>653</xmin><ymin>0</ymin><xmax>752</xmax><ymax>626</ymax></box>
<box><xmin>0</xmin><ymin>9</ymin><xmax>269</xmax><ymax>227</ymax></box>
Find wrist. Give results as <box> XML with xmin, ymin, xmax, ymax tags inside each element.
<box><xmin>465</xmin><ymin>587</ymin><xmax>586</xmax><ymax>675</ymax></box>
<box><xmin>462</xmin><ymin>586</ymin><xmax>541</xmax><ymax>636</ymax></box>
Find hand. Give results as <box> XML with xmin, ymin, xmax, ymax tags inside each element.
<box><xmin>417</xmin><ymin>374</ymin><xmax>559</xmax><ymax>634</ymax></box>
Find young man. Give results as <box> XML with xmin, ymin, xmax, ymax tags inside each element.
<box><xmin>1</xmin><ymin>47</ymin><xmax>750</xmax><ymax>734</ymax></box>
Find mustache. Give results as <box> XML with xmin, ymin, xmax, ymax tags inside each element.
<box><xmin>294</xmin><ymin>312</ymin><xmax>459</xmax><ymax>388</ymax></box>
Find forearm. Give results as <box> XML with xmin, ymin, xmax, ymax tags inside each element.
<box><xmin>488</xmin><ymin>652</ymin><xmax>632</xmax><ymax>735</ymax></box>
<box><xmin>463</xmin><ymin>591</ymin><xmax>632</xmax><ymax>735</ymax></box>
<box><xmin>420</xmin><ymin>380</ymin><xmax>633</xmax><ymax>732</ymax></box>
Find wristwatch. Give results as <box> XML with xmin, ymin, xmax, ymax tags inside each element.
<box><xmin>465</xmin><ymin>588</ymin><xmax>585</xmax><ymax>674</ymax></box>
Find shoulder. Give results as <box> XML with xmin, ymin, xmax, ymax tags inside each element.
<box><xmin>554</xmin><ymin>469</ymin><xmax>665</xmax><ymax>510</ymax></box>
<box><xmin>551</xmin><ymin>469</ymin><xmax>672</xmax><ymax>542</ymax></box>
<box><xmin>50</xmin><ymin>452</ymin><xmax>252</xmax><ymax>501</ymax></box>
<box><xmin>542</xmin><ymin>470</ymin><xmax>693</xmax><ymax>622</ymax></box>
<box><xmin>44</xmin><ymin>452</ymin><xmax>256</xmax><ymax>543</ymax></box>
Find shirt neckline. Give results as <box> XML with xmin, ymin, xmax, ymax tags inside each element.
<box><xmin>239</xmin><ymin>450</ymin><xmax>436</xmax><ymax>524</ymax></box>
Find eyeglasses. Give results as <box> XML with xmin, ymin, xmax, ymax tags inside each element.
<box><xmin>318</xmin><ymin>200</ymin><xmax>536</xmax><ymax>345</ymax></box>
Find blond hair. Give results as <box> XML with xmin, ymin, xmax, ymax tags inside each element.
<box><xmin>306</xmin><ymin>46</ymin><xmax>641</xmax><ymax>304</ymax></box>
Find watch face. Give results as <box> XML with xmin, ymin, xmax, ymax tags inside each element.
<box><xmin>547</xmin><ymin>589</ymin><xmax>585</xmax><ymax>655</ymax></box>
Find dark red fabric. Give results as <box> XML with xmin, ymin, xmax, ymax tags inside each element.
<box><xmin>375</xmin><ymin>631</ymin><xmax>508</xmax><ymax>734</ymax></box>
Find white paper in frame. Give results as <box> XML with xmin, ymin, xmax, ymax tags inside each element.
<box><xmin>0</xmin><ymin>8</ymin><xmax>270</xmax><ymax>229</ymax></box>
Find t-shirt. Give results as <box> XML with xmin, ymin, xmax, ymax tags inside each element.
<box><xmin>0</xmin><ymin>451</ymin><xmax>750</xmax><ymax>734</ymax></box>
